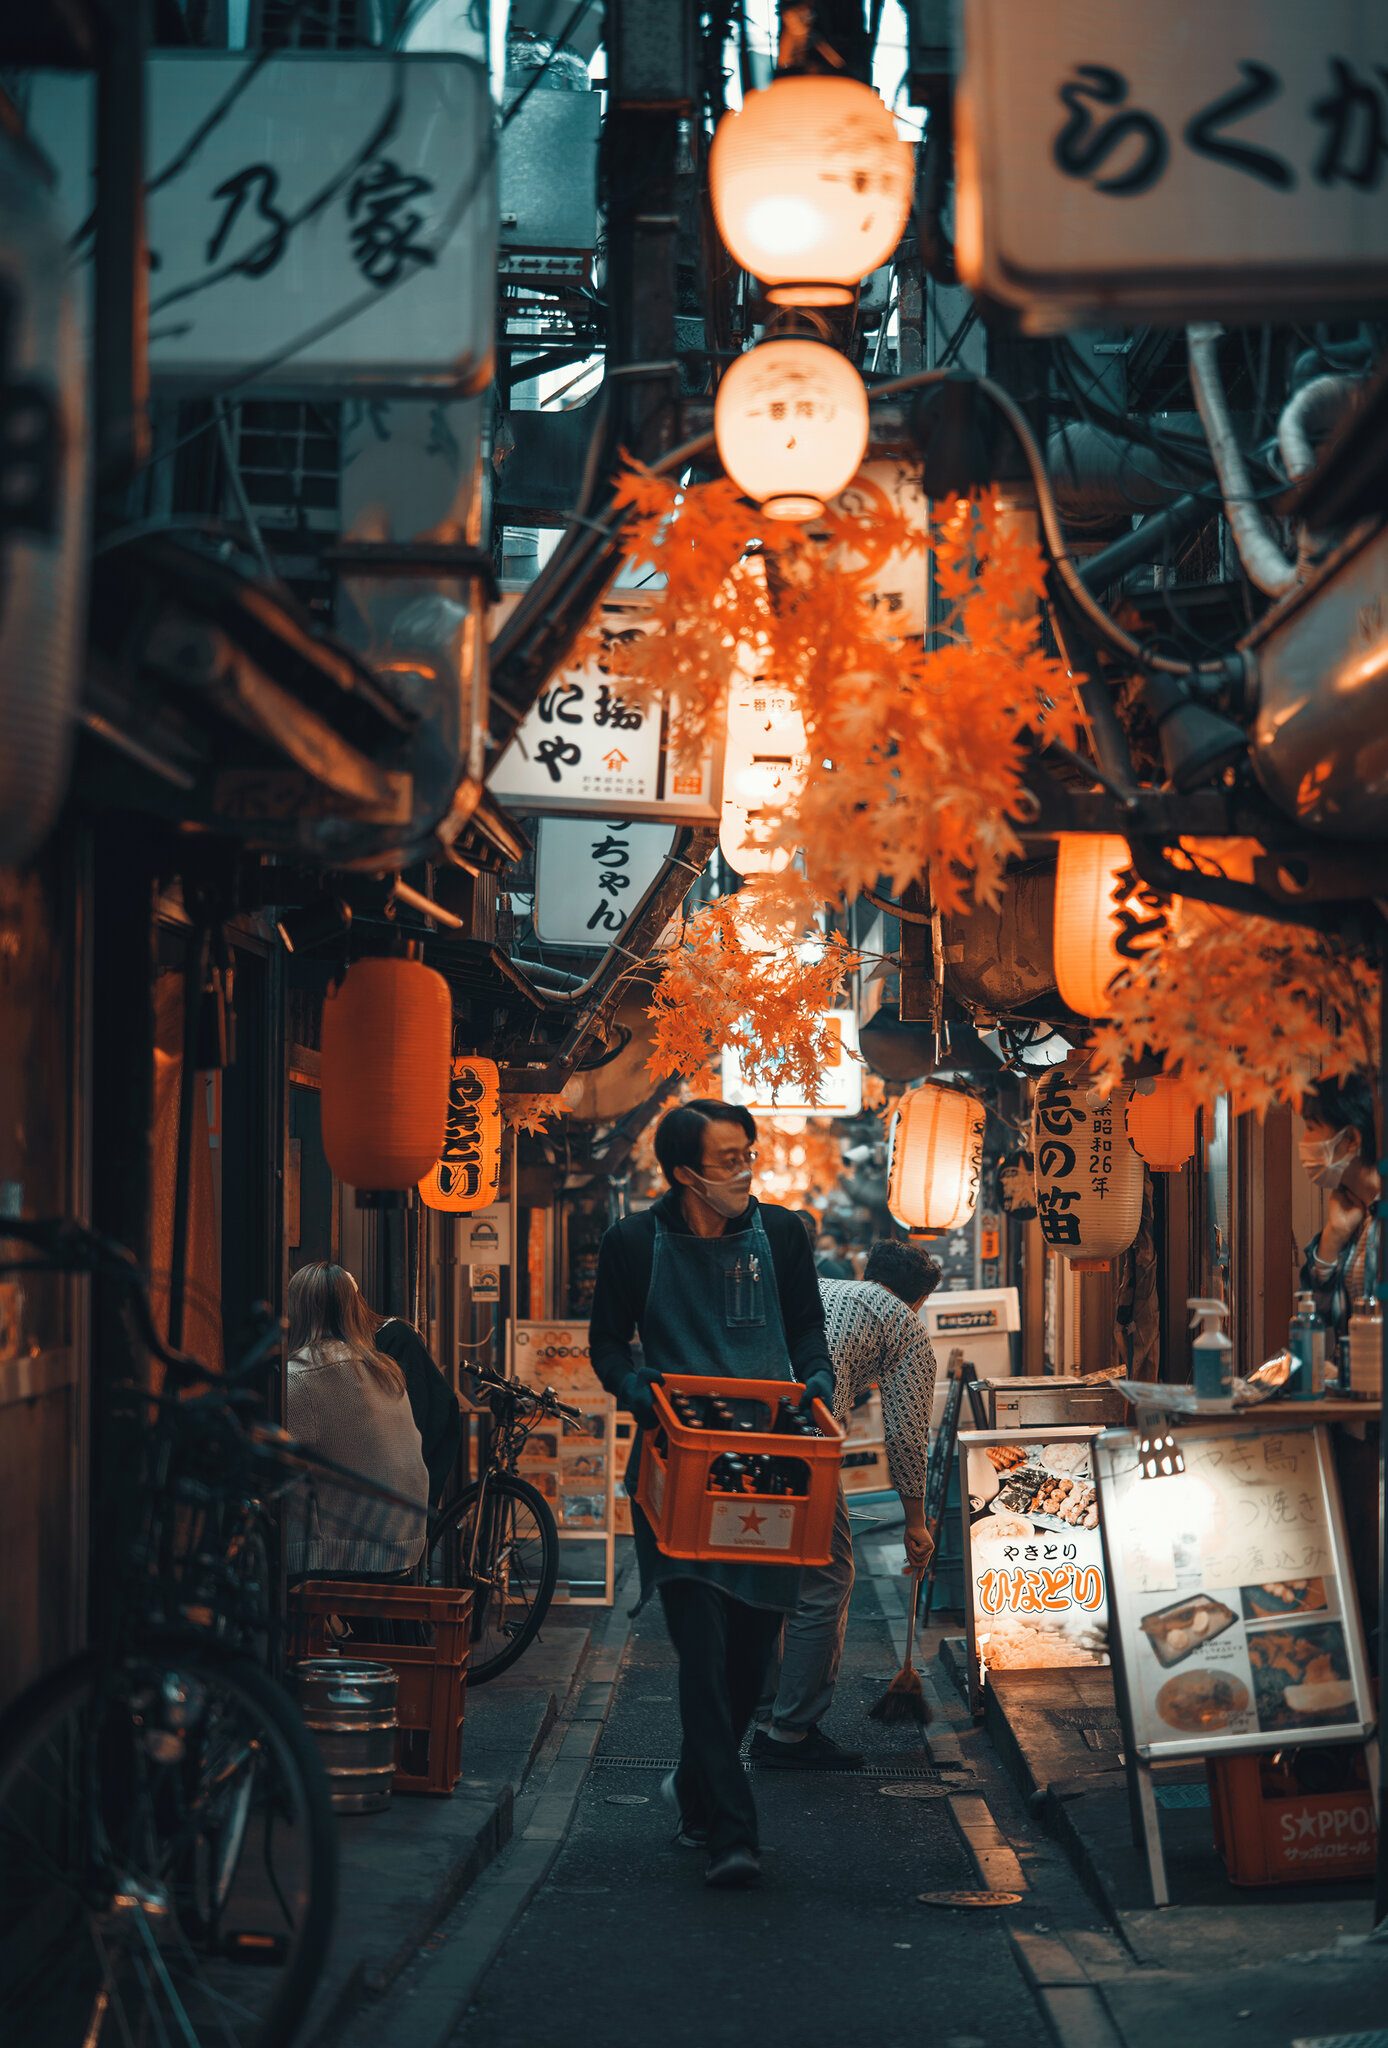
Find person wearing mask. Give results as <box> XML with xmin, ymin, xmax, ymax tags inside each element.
<box><xmin>588</xmin><ymin>1099</ymin><xmax>833</xmax><ymax>1890</ymax></box>
<box><xmin>286</xmin><ymin>1262</ymin><xmax>430</xmax><ymax>1582</ymax></box>
<box><xmin>1299</xmin><ymin>1074</ymin><xmax>1382</xmax><ymax>1341</ymax></box>
<box><xmin>814</xmin><ymin>1228</ymin><xmax>855</xmax><ymax>1280</ymax></box>
<box><xmin>752</xmin><ymin>1234</ymin><xmax>941</xmax><ymax>1767</ymax></box>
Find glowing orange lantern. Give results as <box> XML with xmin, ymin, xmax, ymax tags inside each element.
<box><xmin>709</xmin><ymin>75</ymin><xmax>912</xmax><ymax>306</ymax></box>
<box><xmin>1052</xmin><ymin>834</ymin><xmax>1179</xmax><ymax>1018</ymax></box>
<box><xmin>1126</xmin><ymin>1078</ymin><xmax>1198</xmax><ymax>1172</ymax></box>
<box><xmin>419</xmin><ymin>1057</ymin><xmax>502</xmax><ymax>1212</ymax></box>
<box><xmin>715</xmin><ymin>339</ymin><xmax>869</xmax><ymax>521</ymax></box>
<box><xmin>321</xmin><ymin>955</ymin><xmax>451</xmax><ymax>1198</ymax></box>
<box><xmin>887</xmin><ymin>1084</ymin><xmax>986</xmax><ymax>1232</ymax></box>
<box><xmin>1033</xmin><ymin>1071</ymin><xmax>1144</xmax><ymax>1272</ymax></box>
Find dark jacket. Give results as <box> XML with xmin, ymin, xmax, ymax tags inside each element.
<box><xmin>376</xmin><ymin>1318</ymin><xmax>462</xmax><ymax>1505</ymax></box>
<box><xmin>1299</xmin><ymin>1217</ymin><xmax>1380</xmax><ymax>1343</ymax></box>
<box><xmin>587</xmin><ymin>1188</ymin><xmax>833</xmax><ymax>1399</ymax></box>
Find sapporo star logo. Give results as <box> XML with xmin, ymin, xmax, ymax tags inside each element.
<box><xmin>739</xmin><ymin>1509</ymin><xmax>767</xmax><ymax>1535</ymax></box>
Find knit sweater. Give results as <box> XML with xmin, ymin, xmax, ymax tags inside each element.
<box><xmin>286</xmin><ymin>1343</ymin><xmax>430</xmax><ymax>1578</ymax></box>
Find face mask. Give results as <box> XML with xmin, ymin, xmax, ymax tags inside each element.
<box><xmin>682</xmin><ymin>1168</ymin><xmax>754</xmax><ymax>1219</ymax></box>
<box><xmin>1299</xmin><ymin>1128</ymin><xmax>1358</xmax><ymax>1189</ymax></box>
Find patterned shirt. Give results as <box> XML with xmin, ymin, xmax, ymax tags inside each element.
<box><xmin>819</xmin><ymin>1279</ymin><xmax>936</xmax><ymax>1502</ymax></box>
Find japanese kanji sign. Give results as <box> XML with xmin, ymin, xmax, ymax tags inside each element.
<box><xmin>533</xmin><ymin>818</ymin><xmax>676</xmax><ymax>950</ymax></box>
<box><xmin>1093</xmin><ymin>1422</ymin><xmax>1374</xmax><ymax>1761</ymax></box>
<box><xmin>487</xmin><ymin>595</ymin><xmax>721</xmax><ymax>821</ymax></box>
<box><xmin>957</xmin><ymin>0</ymin><xmax>1388</xmax><ymax>328</ymax></box>
<box><xmin>419</xmin><ymin>1057</ymin><xmax>501</xmax><ymax>1214</ymax></box>
<box><xmin>28</xmin><ymin>55</ymin><xmax>494</xmax><ymax>390</ymax></box>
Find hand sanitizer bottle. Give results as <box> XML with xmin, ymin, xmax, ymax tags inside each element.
<box><xmin>1288</xmin><ymin>1291</ymin><xmax>1328</xmax><ymax>1399</ymax></box>
<box><xmin>1188</xmin><ymin>1298</ymin><xmax>1233</xmax><ymax>1403</ymax></box>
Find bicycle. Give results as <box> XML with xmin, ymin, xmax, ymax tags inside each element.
<box><xmin>426</xmin><ymin>1362</ymin><xmax>593</xmax><ymax>1684</ymax></box>
<box><xmin>0</xmin><ymin>1218</ymin><xmax>421</xmax><ymax>2048</ymax></box>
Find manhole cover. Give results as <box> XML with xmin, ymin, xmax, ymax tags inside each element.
<box><xmin>880</xmin><ymin>1782</ymin><xmax>950</xmax><ymax>1800</ymax></box>
<box><xmin>603</xmin><ymin>1794</ymin><xmax>649</xmax><ymax>1806</ymax></box>
<box><xmin>918</xmin><ymin>1890</ymin><xmax>1024</xmax><ymax>1909</ymax></box>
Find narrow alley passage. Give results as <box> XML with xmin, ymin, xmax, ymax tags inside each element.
<box><xmin>453</xmin><ymin>1560</ymin><xmax>1047</xmax><ymax>2048</ymax></box>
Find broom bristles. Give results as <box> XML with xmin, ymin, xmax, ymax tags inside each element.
<box><xmin>868</xmin><ymin>1667</ymin><xmax>931</xmax><ymax>1726</ymax></box>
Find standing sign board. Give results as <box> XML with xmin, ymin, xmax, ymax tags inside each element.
<box><xmin>511</xmin><ymin>1321</ymin><xmax>616</xmax><ymax>1606</ymax></box>
<box><xmin>959</xmin><ymin>1427</ymin><xmax>1109</xmax><ymax>1711</ymax></box>
<box><xmin>28</xmin><ymin>55</ymin><xmax>495</xmax><ymax>391</ymax></box>
<box><xmin>534</xmin><ymin>817</ymin><xmax>676</xmax><ymax>949</ymax></box>
<box><xmin>488</xmin><ymin>594</ymin><xmax>721</xmax><ymax>821</ymax></box>
<box><xmin>956</xmin><ymin>0</ymin><xmax>1388</xmax><ymax>330</ymax></box>
<box><xmin>1093</xmin><ymin>1420</ymin><xmax>1376</xmax><ymax>1904</ymax></box>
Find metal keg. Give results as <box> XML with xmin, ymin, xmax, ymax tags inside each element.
<box><xmin>293</xmin><ymin>1659</ymin><xmax>398</xmax><ymax>1815</ymax></box>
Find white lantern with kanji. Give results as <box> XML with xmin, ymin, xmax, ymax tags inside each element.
<box><xmin>715</xmin><ymin>339</ymin><xmax>869</xmax><ymax>521</ymax></box>
<box><xmin>1032</xmin><ymin>1071</ymin><xmax>1144</xmax><ymax>1271</ymax></box>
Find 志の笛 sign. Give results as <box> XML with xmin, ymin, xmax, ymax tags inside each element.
<box><xmin>419</xmin><ymin>1057</ymin><xmax>501</xmax><ymax>1213</ymax></box>
<box><xmin>959</xmin><ymin>1426</ymin><xmax>1109</xmax><ymax>1711</ymax></box>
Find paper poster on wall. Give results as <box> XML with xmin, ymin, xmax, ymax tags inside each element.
<box><xmin>960</xmin><ymin>1427</ymin><xmax>1109</xmax><ymax>1708</ymax></box>
<box><xmin>1094</xmin><ymin>1422</ymin><xmax>1374</xmax><ymax>1761</ymax></box>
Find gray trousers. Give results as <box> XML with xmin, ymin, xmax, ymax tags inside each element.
<box><xmin>760</xmin><ymin>1483</ymin><xmax>856</xmax><ymax>1732</ymax></box>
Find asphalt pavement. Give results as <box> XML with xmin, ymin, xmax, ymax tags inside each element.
<box><xmin>453</xmin><ymin>1563</ymin><xmax>1047</xmax><ymax>2048</ymax></box>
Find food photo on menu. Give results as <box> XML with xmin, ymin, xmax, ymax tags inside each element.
<box><xmin>964</xmin><ymin>1436</ymin><xmax>1110</xmax><ymax>1675</ymax></box>
<box><xmin>1131</xmin><ymin>1575</ymin><xmax>1356</xmax><ymax>1741</ymax></box>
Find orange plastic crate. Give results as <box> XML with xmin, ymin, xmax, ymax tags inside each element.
<box><xmin>635</xmin><ymin>1375</ymin><xmax>844</xmax><ymax>1566</ymax></box>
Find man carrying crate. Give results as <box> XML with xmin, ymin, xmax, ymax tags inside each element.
<box><xmin>750</xmin><ymin>1235</ymin><xmax>941</xmax><ymax>1768</ymax></box>
<box><xmin>588</xmin><ymin>1098</ymin><xmax>833</xmax><ymax>1890</ymax></box>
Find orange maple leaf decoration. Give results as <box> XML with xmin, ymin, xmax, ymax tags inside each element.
<box><xmin>1088</xmin><ymin>912</ymin><xmax>1380</xmax><ymax>1119</ymax></box>
<box><xmin>645</xmin><ymin>887</ymin><xmax>859</xmax><ymax>1105</ymax></box>
<box><xmin>501</xmin><ymin>1093</ymin><xmax>568</xmax><ymax>1137</ymax></box>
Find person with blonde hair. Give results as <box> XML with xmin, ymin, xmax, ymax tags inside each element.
<box><xmin>285</xmin><ymin>1261</ymin><xmax>429</xmax><ymax>1581</ymax></box>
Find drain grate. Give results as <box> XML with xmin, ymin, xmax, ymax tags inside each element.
<box><xmin>1154</xmin><ymin>1783</ymin><xmax>1210</xmax><ymax>1810</ymax></box>
<box><xmin>1046</xmin><ymin>1705</ymin><xmax>1122</xmax><ymax>1731</ymax></box>
<box><xmin>590</xmin><ymin>1755</ymin><xmax>947</xmax><ymax>1781</ymax></box>
<box><xmin>1293</xmin><ymin>2036</ymin><xmax>1388</xmax><ymax>2048</ymax></box>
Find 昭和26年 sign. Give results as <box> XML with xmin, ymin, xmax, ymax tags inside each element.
<box><xmin>957</xmin><ymin>0</ymin><xmax>1388</xmax><ymax>329</ymax></box>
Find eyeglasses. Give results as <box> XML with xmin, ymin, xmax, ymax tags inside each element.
<box><xmin>705</xmin><ymin>1148</ymin><xmax>757</xmax><ymax>1171</ymax></box>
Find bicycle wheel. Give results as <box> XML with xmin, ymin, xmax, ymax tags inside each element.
<box><xmin>429</xmin><ymin>1475</ymin><xmax>560</xmax><ymax>1684</ymax></box>
<box><xmin>0</xmin><ymin>1637</ymin><xmax>337</xmax><ymax>2048</ymax></box>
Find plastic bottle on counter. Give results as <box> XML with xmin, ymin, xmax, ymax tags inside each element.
<box><xmin>1188</xmin><ymin>1297</ymin><xmax>1233</xmax><ymax>1403</ymax></box>
<box><xmin>1347</xmin><ymin>1295</ymin><xmax>1383</xmax><ymax>1398</ymax></box>
<box><xmin>1288</xmin><ymin>1290</ymin><xmax>1329</xmax><ymax>1399</ymax></box>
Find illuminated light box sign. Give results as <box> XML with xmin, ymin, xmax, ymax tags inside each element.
<box><xmin>28</xmin><ymin>54</ymin><xmax>495</xmax><ymax>391</ymax></box>
<box><xmin>959</xmin><ymin>1426</ymin><xmax>1110</xmax><ymax>1712</ymax></box>
<box><xmin>533</xmin><ymin>816</ymin><xmax>676</xmax><ymax>949</ymax></box>
<box><xmin>721</xmin><ymin>1011</ymin><xmax>863</xmax><ymax>1118</ymax></box>
<box><xmin>488</xmin><ymin>595</ymin><xmax>721</xmax><ymax>822</ymax></box>
<box><xmin>956</xmin><ymin>0</ymin><xmax>1388</xmax><ymax>331</ymax></box>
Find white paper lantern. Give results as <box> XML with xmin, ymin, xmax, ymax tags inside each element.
<box><xmin>887</xmin><ymin>1084</ymin><xmax>986</xmax><ymax>1232</ymax></box>
<box><xmin>709</xmin><ymin>74</ymin><xmax>913</xmax><ymax>306</ymax></box>
<box><xmin>715</xmin><ymin>339</ymin><xmax>869</xmax><ymax>521</ymax></box>
<box><xmin>825</xmin><ymin>459</ymin><xmax>929</xmax><ymax>636</ymax></box>
<box><xmin>1032</xmin><ymin>1071</ymin><xmax>1144</xmax><ymax>1271</ymax></box>
<box><xmin>719</xmin><ymin>667</ymin><xmax>809</xmax><ymax>876</ymax></box>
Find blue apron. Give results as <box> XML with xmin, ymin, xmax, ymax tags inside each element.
<box><xmin>627</xmin><ymin>1203</ymin><xmax>803</xmax><ymax>1614</ymax></box>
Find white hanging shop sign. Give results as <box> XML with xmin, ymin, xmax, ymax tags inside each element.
<box><xmin>718</xmin><ymin>674</ymin><xmax>809</xmax><ymax>878</ymax></box>
<box><xmin>956</xmin><ymin>0</ymin><xmax>1388</xmax><ymax>330</ymax></box>
<box><xmin>722</xmin><ymin>1011</ymin><xmax>863</xmax><ymax>1118</ymax></box>
<box><xmin>27</xmin><ymin>53</ymin><xmax>495</xmax><ymax>391</ymax></box>
<box><xmin>534</xmin><ymin>817</ymin><xmax>677</xmax><ymax>949</ymax></box>
<box><xmin>488</xmin><ymin>594</ymin><xmax>722</xmax><ymax>822</ymax></box>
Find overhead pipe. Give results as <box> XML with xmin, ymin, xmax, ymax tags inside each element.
<box><xmin>1186</xmin><ymin>323</ymin><xmax>1296</xmax><ymax>599</ymax></box>
<box><xmin>1277</xmin><ymin>373</ymin><xmax>1362</xmax><ymax>483</ymax></box>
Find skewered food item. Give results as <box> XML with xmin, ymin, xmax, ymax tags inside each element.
<box><xmin>984</xmin><ymin>1444</ymin><xmax>1029</xmax><ymax>1471</ymax></box>
<box><xmin>1240</xmin><ymin>1578</ymin><xmax>1328</xmax><ymax>1620</ymax></box>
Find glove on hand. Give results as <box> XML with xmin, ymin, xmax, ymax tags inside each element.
<box><xmin>798</xmin><ymin>1370</ymin><xmax>834</xmax><ymax>1416</ymax></box>
<box><xmin>619</xmin><ymin>1366</ymin><xmax>665</xmax><ymax>1427</ymax></box>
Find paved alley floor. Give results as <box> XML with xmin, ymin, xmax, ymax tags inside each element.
<box><xmin>453</xmin><ymin>1574</ymin><xmax>1046</xmax><ymax>2048</ymax></box>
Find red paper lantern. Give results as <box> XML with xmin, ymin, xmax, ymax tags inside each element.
<box><xmin>321</xmin><ymin>956</ymin><xmax>452</xmax><ymax>1198</ymax></box>
<box><xmin>1126</xmin><ymin>1078</ymin><xmax>1198</xmax><ymax>1172</ymax></box>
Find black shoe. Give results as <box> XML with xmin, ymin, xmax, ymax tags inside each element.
<box><xmin>660</xmin><ymin>1769</ymin><xmax>708</xmax><ymax>1847</ymax></box>
<box><xmin>705</xmin><ymin>1845</ymin><xmax>761</xmax><ymax>1889</ymax></box>
<box><xmin>749</xmin><ymin>1725</ymin><xmax>865</xmax><ymax>1770</ymax></box>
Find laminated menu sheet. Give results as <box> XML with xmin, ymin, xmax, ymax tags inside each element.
<box><xmin>1093</xmin><ymin>1422</ymin><xmax>1375</xmax><ymax>1761</ymax></box>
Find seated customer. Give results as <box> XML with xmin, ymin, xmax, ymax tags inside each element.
<box><xmin>286</xmin><ymin>1261</ymin><xmax>429</xmax><ymax>1582</ymax></box>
